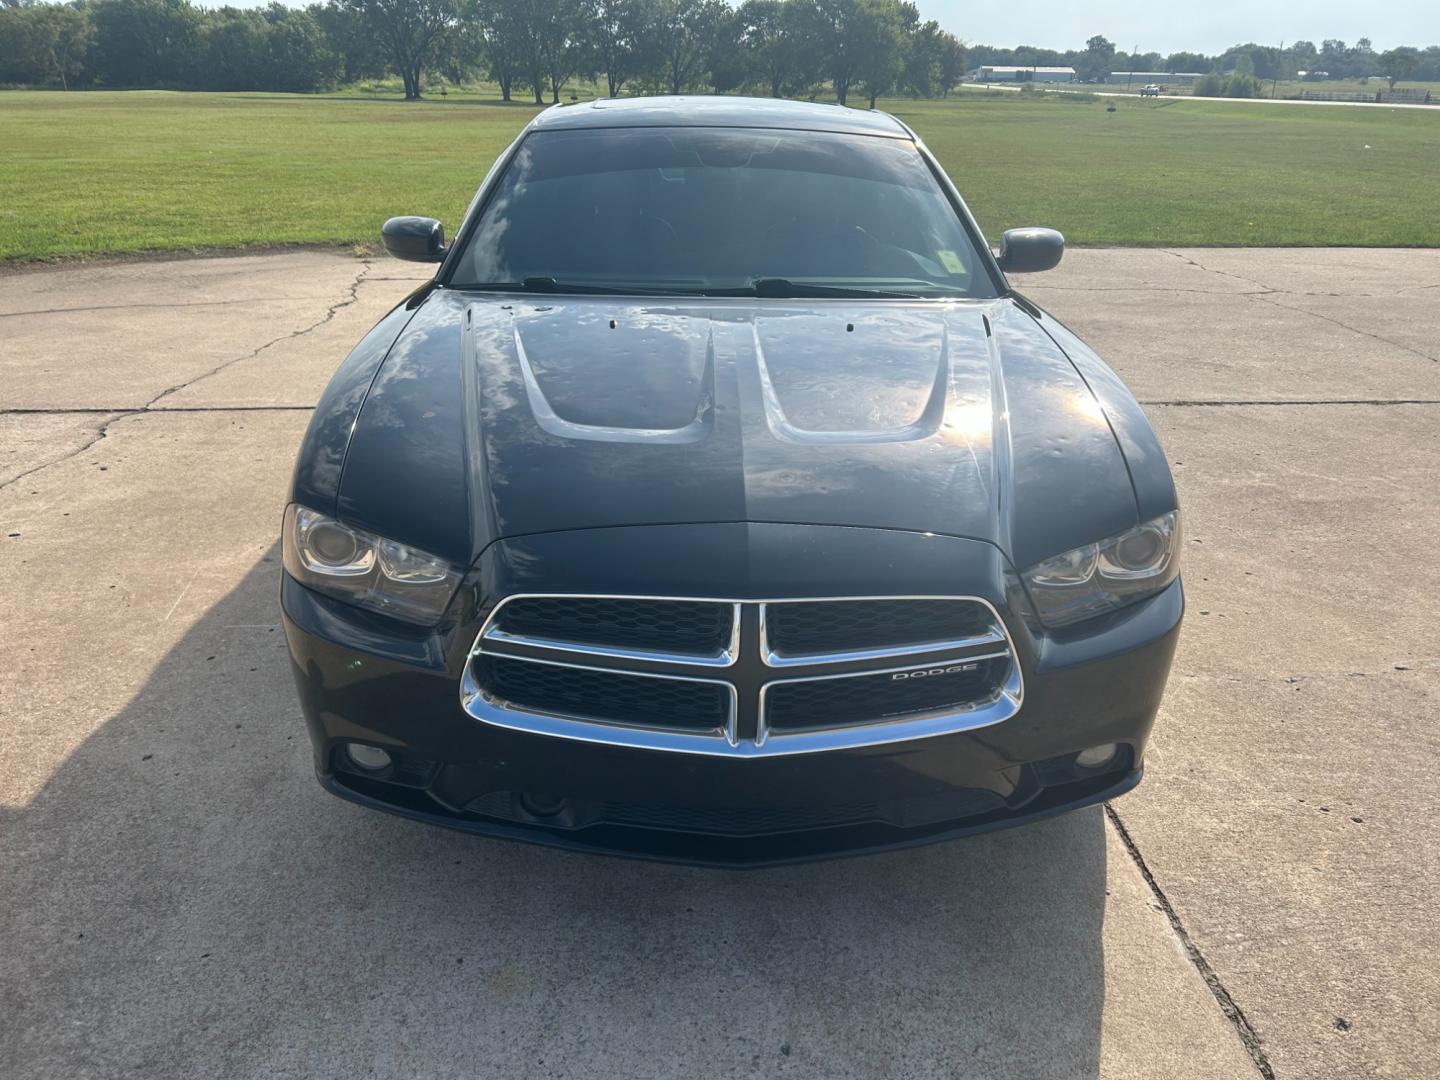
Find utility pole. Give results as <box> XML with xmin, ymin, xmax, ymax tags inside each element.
<box><xmin>1272</xmin><ymin>40</ymin><xmax>1284</xmax><ymax>98</ymax></box>
<box><xmin>1127</xmin><ymin>45</ymin><xmax>1138</xmax><ymax>91</ymax></box>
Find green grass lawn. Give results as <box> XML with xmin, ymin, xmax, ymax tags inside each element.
<box><xmin>1</xmin><ymin>88</ymin><xmax>1438</xmax><ymax>261</ymax></box>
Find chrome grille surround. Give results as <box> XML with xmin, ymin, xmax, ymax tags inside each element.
<box><xmin>461</xmin><ymin>594</ymin><xmax>1023</xmax><ymax>759</ymax></box>
<box><xmin>466</xmin><ymin>651</ymin><xmax>741</xmax><ymax>752</ymax></box>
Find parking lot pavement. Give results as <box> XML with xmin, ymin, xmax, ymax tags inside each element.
<box><xmin>1</xmin><ymin>249</ymin><xmax>1435</xmax><ymax>1079</ymax></box>
<box><xmin>1018</xmin><ymin>248</ymin><xmax>1440</xmax><ymax>1080</ymax></box>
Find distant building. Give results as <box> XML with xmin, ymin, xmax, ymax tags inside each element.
<box><xmin>1106</xmin><ymin>71</ymin><xmax>1207</xmax><ymax>87</ymax></box>
<box><xmin>972</xmin><ymin>66</ymin><xmax>1077</xmax><ymax>84</ymax></box>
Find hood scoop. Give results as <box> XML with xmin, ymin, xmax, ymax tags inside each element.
<box><xmin>512</xmin><ymin>307</ymin><xmax>715</xmax><ymax>445</ymax></box>
<box><xmin>752</xmin><ymin>313</ymin><xmax>951</xmax><ymax>445</ymax></box>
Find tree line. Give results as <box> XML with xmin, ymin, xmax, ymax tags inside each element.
<box><xmin>972</xmin><ymin>35</ymin><xmax>1440</xmax><ymax>88</ymax></box>
<box><xmin>0</xmin><ymin>0</ymin><xmax>966</xmax><ymax>105</ymax></box>
<box><xmin>2</xmin><ymin>0</ymin><xmax>1436</xmax><ymax>100</ymax></box>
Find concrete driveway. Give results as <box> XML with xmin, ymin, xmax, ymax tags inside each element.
<box><xmin>2</xmin><ymin>248</ymin><xmax>1436</xmax><ymax>1079</ymax></box>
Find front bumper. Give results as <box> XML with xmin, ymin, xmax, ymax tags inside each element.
<box><xmin>282</xmin><ymin>523</ymin><xmax>1182</xmax><ymax>867</ymax></box>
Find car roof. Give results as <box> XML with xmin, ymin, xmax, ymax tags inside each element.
<box><xmin>528</xmin><ymin>95</ymin><xmax>914</xmax><ymax>139</ymax></box>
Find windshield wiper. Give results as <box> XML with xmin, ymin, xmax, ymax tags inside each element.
<box><xmin>455</xmin><ymin>277</ymin><xmax>924</xmax><ymax>300</ymax></box>
<box><xmin>458</xmin><ymin>277</ymin><xmax>691</xmax><ymax>296</ymax></box>
<box><xmin>718</xmin><ymin>278</ymin><xmax>923</xmax><ymax>300</ymax></box>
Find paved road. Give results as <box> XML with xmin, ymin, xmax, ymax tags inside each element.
<box><xmin>2</xmin><ymin>248</ymin><xmax>1437</xmax><ymax>1079</ymax></box>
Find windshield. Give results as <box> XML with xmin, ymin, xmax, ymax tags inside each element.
<box><xmin>448</xmin><ymin>127</ymin><xmax>997</xmax><ymax>299</ymax></box>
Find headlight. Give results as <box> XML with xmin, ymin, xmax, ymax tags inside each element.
<box><xmin>282</xmin><ymin>504</ymin><xmax>461</xmax><ymax>626</ymax></box>
<box><xmin>1021</xmin><ymin>511</ymin><xmax>1181</xmax><ymax>628</ymax></box>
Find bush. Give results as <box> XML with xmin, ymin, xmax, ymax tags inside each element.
<box><xmin>1192</xmin><ymin>71</ymin><xmax>1261</xmax><ymax>98</ymax></box>
<box><xmin>1225</xmin><ymin>72</ymin><xmax>1262</xmax><ymax>98</ymax></box>
<box><xmin>1192</xmin><ymin>72</ymin><xmax>1225</xmax><ymax>96</ymax></box>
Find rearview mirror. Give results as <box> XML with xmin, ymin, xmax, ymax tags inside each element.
<box><xmin>997</xmin><ymin>227</ymin><xmax>1065</xmax><ymax>274</ymax></box>
<box><xmin>381</xmin><ymin>216</ymin><xmax>447</xmax><ymax>263</ymax></box>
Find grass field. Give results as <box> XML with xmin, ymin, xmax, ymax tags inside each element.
<box><xmin>2</xmin><ymin>88</ymin><xmax>1439</xmax><ymax>261</ymax></box>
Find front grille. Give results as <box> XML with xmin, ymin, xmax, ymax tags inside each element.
<box><xmin>764</xmin><ymin>655</ymin><xmax>1010</xmax><ymax>733</ymax></box>
<box><xmin>492</xmin><ymin>596</ymin><xmax>733</xmax><ymax>658</ymax></box>
<box><xmin>463</xmin><ymin>594</ymin><xmax>1022</xmax><ymax>757</ymax></box>
<box><xmin>763</xmin><ymin>598</ymin><xmax>999</xmax><ymax>663</ymax></box>
<box><xmin>474</xmin><ymin>654</ymin><xmax>729</xmax><ymax>733</ymax></box>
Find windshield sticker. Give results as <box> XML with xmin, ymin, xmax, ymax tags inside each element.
<box><xmin>937</xmin><ymin>250</ymin><xmax>966</xmax><ymax>275</ymax></box>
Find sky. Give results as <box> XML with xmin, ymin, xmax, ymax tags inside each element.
<box><xmin>927</xmin><ymin>0</ymin><xmax>1435</xmax><ymax>54</ymax></box>
<box><xmin>213</xmin><ymin>0</ymin><xmax>1437</xmax><ymax>54</ymax></box>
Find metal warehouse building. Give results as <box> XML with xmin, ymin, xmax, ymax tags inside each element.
<box><xmin>972</xmin><ymin>66</ymin><xmax>1077</xmax><ymax>83</ymax></box>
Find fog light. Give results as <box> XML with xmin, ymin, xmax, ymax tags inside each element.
<box><xmin>1075</xmin><ymin>743</ymin><xmax>1120</xmax><ymax>770</ymax></box>
<box><xmin>520</xmin><ymin>792</ymin><xmax>566</xmax><ymax>818</ymax></box>
<box><xmin>345</xmin><ymin>743</ymin><xmax>392</xmax><ymax>771</ymax></box>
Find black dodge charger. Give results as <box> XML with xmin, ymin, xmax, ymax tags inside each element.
<box><xmin>281</xmin><ymin>96</ymin><xmax>1183</xmax><ymax>866</ymax></box>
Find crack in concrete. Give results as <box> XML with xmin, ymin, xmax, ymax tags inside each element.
<box><xmin>0</xmin><ymin>295</ymin><xmax>355</xmax><ymax>320</ymax></box>
<box><xmin>1029</xmin><ymin>283</ymin><xmax>1406</xmax><ymax>299</ymax></box>
<box><xmin>1247</xmin><ymin>292</ymin><xmax>1438</xmax><ymax>363</ymax></box>
<box><xmin>1142</xmin><ymin>398</ymin><xmax>1440</xmax><ymax>407</ymax></box>
<box><xmin>1161</xmin><ymin>250</ymin><xmax>1279</xmax><ymax>295</ymax></box>
<box><xmin>1106</xmin><ymin>804</ymin><xmax>1276</xmax><ymax>1080</ymax></box>
<box><xmin>144</xmin><ymin>260</ymin><xmax>373</xmax><ymax>408</ymax></box>
<box><xmin>1023</xmin><ymin>284</ymin><xmax>1260</xmax><ymax>296</ymax></box>
<box><xmin>0</xmin><ymin>412</ymin><xmax>125</xmax><ymax>493</ymax></box>
<box><xmin>1</xmin><ymin>406</ymin><xmax>317</xmax><ymax>415</ymax></box>
<box><xmin>1035</xmin><ymin>263</ymin><xmax>1440</xmax><ymax>301</ymax></box>
<box><xmin>1159</xmin><ymin>249</ymin><xmax>1439</xmax><ymax>363</ymax></box>
<box><xmin>0</xmin><ymin>264</ymin><xmax>368</xmax><ymax>493</ymax></box>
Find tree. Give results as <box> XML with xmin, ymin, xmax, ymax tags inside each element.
<box><xmin>934</xmin><ymin>30</ymin><xmax>964</xmax><ymax>96</ymax></box>
<box><xmin>1319</xmin><ymin>39</ymin><xmax>1347</xmax><ymax>78</ymax></box>
<box><xmin>310</xmin><ymin>2</ymin><xmax>388</xmax><ymax>84</ymax></box>
<box><xmin>813</xmin><ymin>0</ymin><xmax>905</xmax><ymax>106</ymax></box>
<box><xmin>199</xmin><ymin>8</ymin><xmax>269</xmax><ymax>89</ymax></box>
<box><xmin>1287</xmin><ymin>40</ymin><xmax>1317</xmax><ymax>72</ymax></box>
<box><xmin>1076</xmin><ymin>34</ymin><xmax>1114</xmax><ymax>82</ymax></box>
<box><xmin>432</xmin><ymin>11</ymin><xmax>485</xmax><ymax>86</ymax></box>
<box><xmin>1191</xmin><ymin>72</ymin><xmax>1224</xmax><ymax>96</ymax></box>
<box><xmin>851</xmin><ymin>0</ymin><xmax>910</xmax><ymax>108</ymax></box>
<box><xmin>648</xmin><ymin>0</ymin><xmax>721</xmax><ymax>94</ymax></box>
<box><xmin>901</xmin><ymin>17</ymin><xmax>942</xmax><ymax>97</ymax></box>
<box><xmin>86</xmin><ymin>0</ymin><xmax>202</xmax><ymax>88</ymax></box>
<box><xmin>902</xmin><ymin>19</ymin><xmax>963</xmax><ymax>98</ymax></box>
<box><xmin>1415</xmin><ymin>45</ymin><xmax>1440</xmax><ymax>82</ymax></box>
<box><xmin>1115</xmin><ymin>49</ymin><xmax>1160</xmax><ymax>72</ymax></box>
<box><xmin>341</xmin><ymin>0</ymin><xmax>459</xmax><ymax>99</ymax></box>
<box><xmin>0</xmin><ymin>4</ymin><xmax>93</xmax><ymax>88</ymax></box>
<box><xmin>1378</xmin><ymin>46</ymin><xmax>1418</xmax><ymax>88</ymax></box>
<box><xmin>472</xmin><ymin>0</ymin><xmax>527</xmax><ymax>100</ymax></box>
<box><xmin>1164</xmin><ymin>51</ymin><xmax>1210</xmax><ymax>73</ymax></box>
<box><xmin>581</xmin><ymin>0</ymin><xmax>656</xmax><ymax>96</ymax></box>
<box><xmin>701</xmin><ymin>1</ymin><xmax>747</xmax><ymax>93</ymax></box>
<box><xmin>736</xmin><ymin>0</ymin><xmax>787</xmax><ymax>97</ymax></box>
<box><xmin>532</xmin><ymin>0</ymin><xmax>584</xmax><ymax>103</ymax></box>
<box><xmin>1225</xmin><ymin>71</ymin><xmax>1260</xmax><ymax>98</ymax></box>
<box><xmin>1350</xmin><ymin>36</ymin><xmax>1376</xmax><ymax>78</ymax></box>
<box><xmin>265</xmin><ymin>5</ymin><xmax>342</xmax><ymax>92</ymax></box>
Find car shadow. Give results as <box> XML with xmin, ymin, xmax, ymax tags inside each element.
<box><xmin>1</xmin><ymin>550</ymin><xmax>1107</xmax><ymax>1079</ymax></box>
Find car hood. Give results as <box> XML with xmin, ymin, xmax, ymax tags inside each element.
<box><xmin>337</xmin><ymin>291</ymin><xmax>1140</xmax><ymax>570</ymax></box>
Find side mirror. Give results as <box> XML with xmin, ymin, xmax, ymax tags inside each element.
<box><xmin>997</xmin><ymin>227</ymin><xmax>1065</xmax><ymax>274</ymax></box>
<box><xmin>381</xmin><ymin>216</ymin><xmax>447</xmax><ymax>263</ymax></box>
